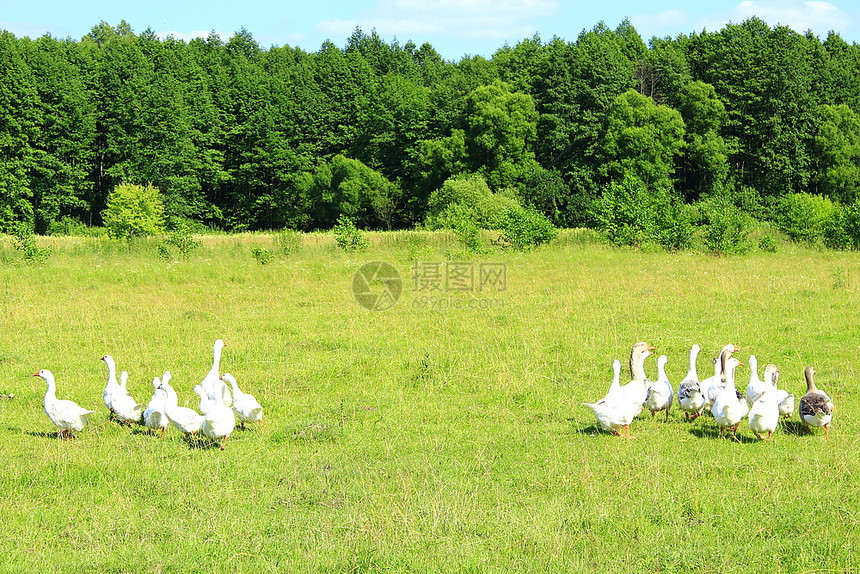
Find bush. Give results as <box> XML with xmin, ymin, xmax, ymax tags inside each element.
<box><xmin>774</xmin><ymin>193</ymin><xmax>836</xmax><ymax>244</ymax></box>
<box><xmin>102</xmin><ymin>183</ymin><xmax>165</xmax><ymax>240</ymax></box>
<box><xmin>275</xmin><ymin>230</ymin><xmax>302</xmax><ymax>255</ymax></box>
<box><xmin>251</xmin><ymin>246</ymin><xmax>274</xmax><ymax>265</ymax></box>
<box><xmin>822</xmin><ymin>200</ymin><xmax>860</xmax><ymax>250</ymax></box>
<box><xmin>758</xmin><ymin>234</ymin><xmax>777</xmax><ymax>253</ymax></box>
<box><xmin>592</xmin><ymin>176</ymin><xmax>693</xmax><ymax>251</ymax></box>
<box><xmin>701</xmin><ymin>200</ymin><xmax>753</xmax><ymax>255</ymax></box>
<box><xmin>333</xmin><ymin>215</ymin><xmax>369</xmax><ymax>251</ymax></box>
<box><xmin>12</xmin><ymin>224</ymin><xmax>50</xmax><ymax>263</ymax></box>
<box><xmin>497</xmin><ymin>208</ymin><xmax>557</xmax><ymax>250</ymax></box>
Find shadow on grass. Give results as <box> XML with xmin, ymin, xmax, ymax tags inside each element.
<box><xmin>25</xmin><ymin>429</ymin><xmax>78</xmax><ymax>440</ymax></box>
<box><xmin>687</xmin><ymin>425</ymin><xmax>759</xmax><ymax>443</ymax></box>
<box><xmin>780</xmin><ymin>420</ymin><xmax>806</xmax><ymax>436</ymax></box>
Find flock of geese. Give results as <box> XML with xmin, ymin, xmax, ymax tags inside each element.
<box><xmin>34</xmin><ymin>339</ymin><xmax>263</xmax><ymax>449</ymax></box>
<box><xmin>583</xmin><ymin>342</ymin><xmax>835</xmax><ymax>440</ymax></box>
<box><xmin>33</xmin><ymin>338</ymin><xmax>837</xmax><ymax>445</ymax></box>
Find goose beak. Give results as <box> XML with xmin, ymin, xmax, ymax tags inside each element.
<box><xmin>32</xmin><ymin>372</ymin><xmax>39</xmax><ymax>377</ymax></box>
<box><xmin>647</xmin><ymin>345</ymin><xmax>656</xmax><ymax>351</ymax></box>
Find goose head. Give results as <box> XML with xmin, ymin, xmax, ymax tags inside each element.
<box><xmin>33</xmin><ymin>369</ymin><xmax>53</xmax><ymax>383</ymax></box>
<box><xmin>629</xmin><ymin>342</ymin><xmax>655</xmax><ymax>380</ymax></box>
<box><xmin>763</xmin><ymin>364</ymin><xmax>778</xmax><ymax>388</ymax></box>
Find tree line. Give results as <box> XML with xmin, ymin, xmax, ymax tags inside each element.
<box><xmin>1</xmin><ymin>17</ymin><xmax>859</xmax><ymax>238</ymax></box>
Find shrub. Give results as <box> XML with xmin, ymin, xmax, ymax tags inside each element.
<box><xmin>251</xmin><ymin>246</ymin><xmax>274</xmax><ymax>265</ymax></box>
<box><xmin>12</xmin><ymin>224</ymin><xmax>50</xmax><ymax>263</ymax></box>
<box><xmin>592</xmin><ymin>176</ymin><xmax>693</xmax><ymax>251</ymax></box>
<box><xmin>102</xmin><ymin>183</ymin><xmax>165</xmax><ymax>240</ymax></box>
<box><xmin>333</xmin><ymin>215</ymin><xmax>369</xmax><ymax>252</ymax></box>
<box><xmin>774</xmin><ymin>193</ymin><xmax>836</xmax><ymax>244</ymax></box>
<box><xmin>701</xmin><ymin>200</ymin><xmax>753</xmax><ymax>255</ymax></box>
<box><xmin>164</xmin><ymin>223</ymin><xmax>200</xmax><ymax>257</ymax></box>
<box><xmin>497</xmin><ymin>208</ymin><xmax>557</xmax><ymax>250</ymax></box>
<box><xmin>822</xmin><ymin>200</ymin><xmax>860</xmax><ymax>250</ymax></box>
<box><xmin>758</xmin><ymin>234</ymin><xmax>777</xmax><ymax>253</ymax></box>
<box><xmin>275</xmin><ymin>230</ymin><xmax>302</xmax><ymax>255</ymax></box>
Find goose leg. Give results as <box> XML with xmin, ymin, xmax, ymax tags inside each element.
<box><xmin>754</xmin><ymin>432</ymin><xmax>762</xmax><ymax>440</ymax></box>
<box><xmin>824</xmin><ymin>424</ymin><xmax>830</xmax><ymax>438</ymax></box>
<box><xmin>766</xmin><ymin>431</ymin><xmax>772</xmax><ymax>442</ymax></box>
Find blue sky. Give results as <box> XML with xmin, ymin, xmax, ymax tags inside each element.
<box><xmin>2</xmin><ymin>0</ymin><xmax>858</xmax><ymax>60</ymax></box>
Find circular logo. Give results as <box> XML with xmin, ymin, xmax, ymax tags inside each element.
<box><xmin>352</xmin><ymin>261</ymin><xmax>402</xmax><ymax>311</ymax></box>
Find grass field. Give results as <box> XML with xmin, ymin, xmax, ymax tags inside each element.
<box><xmin>0</xmin><ymin>231</ymin><xmax>858</xmax><ymax>573</ymax></box>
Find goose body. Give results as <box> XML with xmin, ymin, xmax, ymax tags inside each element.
<box><xmin>193</xmin><ymin>384</ymin><xmax>215</xmax><ymax>415</ymax></box>
<box><xmin>644</xmin><ymin>355</ymin><xmax>673</xmax><ymax>421</ymax></box>
<box><xmin>143</xmin><ymin>375</ymin><xmax>169</xmax><ymax>435</ymax></box>
<box><xmin>770</xmin><ymin>368</ymin><xmax>796</xmax><ymax>419</ymax></box>
<box><xmin>223</xmin><ymin>373</ymin><xmax>263</xmax><ymax>427</ymax></box>
<box><xmin>35</xmin><ymin>369</ymin><xmax>95</xmax><ymax>438</ymax></box>
<box><xmin>159</xmin><ymin>374</ymin><xmax>204</xmax><ymax>436</ymax></box>
<box><xmin>200</xmin><ymin>339</ymin><xmax>232</xmax><ymax>407</ymax></box>
<box><xmin>744</xmin><ymin>355</ymin><xmax>766</xmax><ymax>407</ymax></box>
<box><xmin>101</xmin><ymin>354</ymin><xmax>123</xmax><ymax>416</ymax></box>
<box><xmin>202</xmin><ymin>379</ymin><xmax>236</xmax><ymax>449</ymax></box>
<box><xmin>799</xmin><ymin>366</ymin><xmax>833</xmax><ymax>437</ymax></box>
<box><xmin>702</xmin><ymin>345</ymin><xmax>739</xmax><ymax>410</ymax></box>
<box><xmin>583</xmin><ymin>360</ymin><xmax>642</xmax><ymax>437</ymax></box>
<box><xmin>711</xmin><ymin>358</ymin><xmax>746</xmax><ymax>438</ymax></box>
<box><xmin>677</xmin><ymin>344</ymin><xmax>705</xmax><ymax>420</ymax></box>
<box><xmin>111</xmin><ymin>370</ymin><xmax>143</xmax><ymax>424</ymax></box>
<box><xmin>748</xmin><ymin>364</ymin><xmax>780</xmax><ymax>441</ymax></box>
<box><xmin>610</xmin><ymin>342</ymin><xmax>654</xmax><ymax>415</ymax></box>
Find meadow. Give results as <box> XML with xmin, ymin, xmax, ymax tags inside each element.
<box><xmin>0</xmin><ymin>230</ymin><xmax>858</xmax><ymax>573</ymax></box>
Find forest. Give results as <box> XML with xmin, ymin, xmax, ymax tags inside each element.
<box><xmin>1</xmin><ymin>17</ymin><xmax>860</xmax><ymax>244</ymax></box>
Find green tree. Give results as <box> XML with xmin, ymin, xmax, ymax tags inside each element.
<box><xmin>812</xmin><ymin>104</ymin><xmax>860</xmax><ymax>203</ymax></box>
<box><xmin>102</xmin><ymin>182</ymin><xmax>165</xmax><ymax>239</ymax></box>
<box><xmin>600</xmin><ymin>89</ymin><xmax>686</xmax><ymax>192</ymax></box>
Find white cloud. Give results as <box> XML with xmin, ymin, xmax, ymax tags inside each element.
<box><xmin>701</xmin><ymin>0</ymin><xmax>853</xmax><ymax>36</ymax></box>
<box><xmin>316</xmin><ymin>0</ymin><xmax>558</xmax><ymax>42</ymax></box>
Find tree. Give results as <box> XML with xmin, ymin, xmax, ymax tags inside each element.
<box><xmin>812</xmin><ymin>104</ymin><xmax>860</xmax><ymax>203</ymax></box>
<box><xmin>102</xmin><ymin>182</ymin><xmax>165</xmax><ymax>239</ymax></box>
<box><xmin>600</xmin><ymin>89</ymin><xmax>686</xmax><ymax>193</ymax></box>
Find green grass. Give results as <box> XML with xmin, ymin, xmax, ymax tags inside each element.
<box><xmin>0</xmin><ymin>231</ymin><xmax>859</xmax><ymax>573</ymax></box>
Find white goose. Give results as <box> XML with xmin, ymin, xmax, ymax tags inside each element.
<box><xmin>612</xmin><ymin>342</ymin><xmax>654</xmax><ymax>411</ymax></box>
<box><xmin>35</xmin><ymin>369</ymin><xmax>95</xmax><ymax>438</ymax></box>
<box><xmin>201</xmin><ymin>339</ymin><xmax>232</xmax><ymax>407</ymax></box>
<box><xmin>711</xmin><ymin>357</ymin><xmax>746</xmax><ymax>438</ymax></box>
<box><xmin>799</xmin><ymin>366</ymin><xmax>833</xmax><ymax>437</ymax></box>
<box><xmin>111</xmin><ymin>370</ymin><xmax>143</xmax><ymax>425</ymax></box>
<box><xmin>193</xmin><ymin>384</ymin><xmax>215</xmax><ymax>415</ymax></box>
<box><xmin>677</xmin><ymin>344</ymin><xmax>705</xmax><ymax>420</ymax></box>
<box><xmin>704</xmin><ymin>343</ymin><xmax>740</xmax><ymax>409</ymax></box>
<box><xmin>772</xmin><ymin>368</ymin><xmax>796</xmax><ymax>419</ymax></box>
<box><xmin>583</xmin><ymin>359</ymin><xmax>642</xmax><ymax>438</ymax></box>
<box><xmin>101</xmin><ymin>354</ymin><xmax>123</xmax><ymax>417</ymax></box>
<box><xmin>222</xmin><ymin>373</ymin><xmax>263</xmax><ymax>427</ymax></box>
<box><xmin>202</xmin><ymin>378</ymin><xmax>236</xmax><ymax>449</ymax></box>
<box><xmin>143</xmin><ymin>375</ymin><xmax>169</xmax><ymax>436</ymax></box>
<box><xmin>744</xmin><ymin>354</ymin><xmax>766</xmax><ymax>407</ymax></box>
<box><xmin>748</xmin><ymin>364</ymin><xmax>780</xmax><ymax>441</ymax></box>
<box><xmin>159</xmin><ymin>373</ymin><xmax>204</xmax><ymax>437</ymax></box>
<box><xmin>644</xmin><ymin>355</ymin><xmax>673</xmax><ymax>421</ymax></box>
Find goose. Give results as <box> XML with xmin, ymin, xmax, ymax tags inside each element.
<box><xmin>711</xmin><ymin>357</ymin><xmax>746</xmax><ymax>438</ymax></box>
<box><xmin>772</xmin><ymin>368</ymin><xmax>796</xmax><ymax>419</ymax></box>
<box><xmin>101</xmin><ymin>354</ymin><xmax>123</xmax><ymax>417</ymax></box>
<box><xmin>201</xmin><ymin>339</ymin><xmax>232</xmax><ymax>407</ymax></box>
<box><xmin>799</xmin><ymin>366</ymin><xmax>833</xmax><ymax>437</ymax></box>
<box><xmin>222</xmin><ymin>373</ymin><xmax>263</xmax><ymax>427</ymax></box>
<box><xmin>701</xmin><ymin>356</ymin><xmax>722</xmax><ymax>412</ymax></box>
<box><xmin>193</xmin><ymin>384</ymin><xmax>215</xmax><ymax>415</ymax></box>
<box><xmin>34</xmin><ymin>369</ymin><xmax>95</xmax><ymax>439</ymax></box>
<box><xmin>143</xmin><ymin>376</ymin><xmax>169</xmax><ymax>436</ymax></box>
<box><xmin>677</xmin><ymin>344</ymin><xmax>705</xmax><ymax>420</ymax></box>
<box><xmin>583</xmin><ymin>359</ymin><xmax>643</xmax><ymax>438</ymax></box>
<box><xmin>744</xmin><ymin>354</ymin><xmax>766</xmax><ymax>407</ymax></box>
<box><xmin>644</xmin><ymin>355</ymin><xmax>673</xmax><ymax>421</ymax></box>
<box><xmin>748</xmin><ymin>364</ymin><xmax>780</xmax><ymax>441</ymax></box>
<box><xmin>202</xmin><ymin>378</ymin><xmax>236</xmax><ymax>449</ymax></box>
<box><xmin>111</xmin><ymin>370</ymin><xmax>143</xmax><ymax>425</ymax></box>
<box><xmin>704</xmin><ymin>344</ymin><xmax>742</xmax><ymax>410</ymax></box>
<box><xmin>609</xmin><ymin>342</ymin><xmax>654</xmax><ymax>410</ymax></box>
<box><xmin>159</xmin><ymin>374</ymin><xmax>204</xmax><ymax>436</ymax></box>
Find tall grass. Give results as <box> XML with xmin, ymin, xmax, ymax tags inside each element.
<box><xmin>0</xmin><ymin>232</ymin><xmax>858</xmax><ymax>573</ymax></box>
